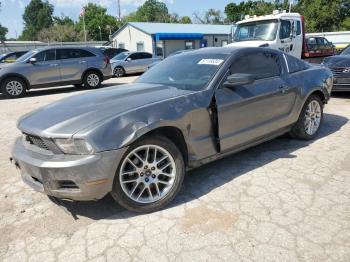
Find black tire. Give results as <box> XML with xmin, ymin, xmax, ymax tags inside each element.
<box><xmin>114</xmin><ymin>66</ymin><xmax>125</xmax><ymax>78</ymax></box>
<box><xmin>111</xmin><ymin>135</ymin><xmax>185</xmax><ymax>213</ymax></box>
<box><xmin>1</xmin><ymin>77</ymin><xmax>27</xmax><ymax>98</ymax></box>
<box><xmin>290</xmin><ymin>94</ymin><xmax>323</xmax><ymax>140</ymax></box>
<box><xmin>83</xmin><ymin>71</ymin><xmax>102</xmax><ymax>89</ymax></box>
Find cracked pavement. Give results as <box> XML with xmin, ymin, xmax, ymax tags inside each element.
<box><xmin>0</xmin><ymin>78</ymin><xmax>350</xmax><ymax>261</ymax></box>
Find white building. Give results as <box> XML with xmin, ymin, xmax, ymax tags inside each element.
<box><xmin>110</xmin><ymin>22</ymin><xmax>232</xmax><ymax>57</ymax></box>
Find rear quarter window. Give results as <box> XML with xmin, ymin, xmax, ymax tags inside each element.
<box><xmin>284</xmin><ymin>53</ymin><xmax>310</xmax><ymax>73</ymax></box>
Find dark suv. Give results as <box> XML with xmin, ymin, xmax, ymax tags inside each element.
<box><xmin>0</xmin><ymin>47</ymin><xmax>112</xmax><ymax>98</ymax></box>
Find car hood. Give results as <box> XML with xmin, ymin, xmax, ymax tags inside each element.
<box><xmin>323</xmin><ymin>55</ymin><xmax>350</xmax><ymax>67</ymax></box>
<box><xmin>18</xmin><ymin>83</ymin><xmax>193</xmax><ymax>137</ymax></box>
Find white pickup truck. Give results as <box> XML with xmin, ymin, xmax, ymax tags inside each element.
<box><xmin>227</xmin><ymin>10</ymin><xmax>306</xmax><ymax>59</ymax></box>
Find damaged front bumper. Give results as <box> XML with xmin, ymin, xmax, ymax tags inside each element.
<box><xmin>11</xmin><ymin>137</ymin><xmax>127</xmax><ymax>201</ymax></box>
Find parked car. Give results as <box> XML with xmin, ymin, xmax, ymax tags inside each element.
<box><xmin>11</xmin><ymin>47</ymin><xmax>332</xmax><ymax>212</ymax></box>
<box><xmin>0</xmin><ymin>51</ymin><xmax>28</xmax><ymax>63</ymax></box>
<box><xmin>111</xmin><ymin>51</ymin><xmax>162</xmax><ymax>77</ymax></box>
<box><xmin>97</xmin><ymin>46</ymin><xmax>128</xmax><ymax>59</ymax></box>
<box><xmin>322</xmin><ymin>45</ymin><xmax>350</xmax><ymax>92</ymax></box>
<box><xmin>0</xmin><ymin>47</ymin><xmax>112</xmax><ymax>98</ymax></box>
<box><xmin>304</xmin><ymin>36</ymin><xmax>336</xmax><ymax>63</ymax></box>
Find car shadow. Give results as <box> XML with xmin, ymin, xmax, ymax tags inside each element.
<box><xmin>50</xmin><ymin>113</ymin><xmax>348</xmax><ymax>220</ymax></box>
<box><xmin>331</xmin><ymin>92</ymin><xmax>350</xmax><ymax>99</ymax></box>
<box><xmin>0</xmin><ymin>83</ymin><xmax>123</xmax><ymax>100</ymax></box>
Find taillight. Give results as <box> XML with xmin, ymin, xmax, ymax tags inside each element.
<box><xmin>104</xmin><ymin>56</ymin><xmax>110</xmax><ymax>64</ymax></box>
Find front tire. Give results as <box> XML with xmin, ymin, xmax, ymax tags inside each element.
<box><xmin>290</xmin><ymin>94</ymin><xmax>323</xmax><ymax>140</ymax></box>
<box><xmin>114</xmin><ymin>66</ymin><xmax>125</xmax><ymax>78</ymax></box>
<box><xmin>1</xmin><ymin>77</ymin><xmax>27</xmax><ymax>98</ymax></box>
<box><xmin>83</xmin><ymin>71</ymin><xmax>101</xmax><ymax>89</ymax></box>
<box><xmin>111</xmin><ymin>135</ymin><xmax>185</xmax><ymax>213</ymax></box>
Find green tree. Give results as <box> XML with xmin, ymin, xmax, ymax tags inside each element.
<box><xmin>20</xmin><ymin>0</ymin><xmax>54</xmax><ymax>40</ymax></box>
<box><xmin>194</xmin><ymin>9</ymin><xmax>224</xmax><ymax>24</ymax></box>
<box><xmin>295</xmin><ymin>0</ymin><xmax>350</xmax><ymax>32</ymax></box>
<box><xmin>53</xmin><ymin>15</ymin><xmax>75</xmax><ymax>26</ymax></box>
<box><xmin>225</xmin><ymin>1</ymin><xmax>278</xmax><ymax>23</ymax></box>
<box><xmin>76</xmin><ymin>3</ymin><xmax>119</xmax><ymax>41</ymax></box>
<box><xmin>126</xmin><ymin>0</ymin><xmax>170</xmax><ymax>22</ymax></box>
<box><xmin>0</xmin><ymin>1</ymin><xmax>8</xmax><ymax>41</ymax></box>
<box><xmin>38</xmin><ymin>25</ymin><xmax>85</xmax><ymax>42</ymax></box>
<box><xmin>179</xmin><ymin>16</ymin><xmax>192</xmax><ymax>24</ymax></box>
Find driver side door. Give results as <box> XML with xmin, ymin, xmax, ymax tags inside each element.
<box><xmin>215</xmin><ymin>50</ymin><xmax>294</xmax><ymax>151</ymax></box>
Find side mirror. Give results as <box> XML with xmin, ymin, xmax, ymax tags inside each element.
<box><xmin>29</xmin><ymin>57</ymin><xmax>37</xmax><ymax>64</ymax></box>
<box><xmin>223</xmin><ymin>73</ymin><xmax>255</xmax><ymax>88</ymax></box>
<box><xmin>126</xmin><ymin>58</ymin><xmax>132</xmax><ymax>62</ymax></box>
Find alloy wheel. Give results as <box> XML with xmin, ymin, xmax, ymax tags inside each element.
<box><xmin>87</xmin><ymin>74</ymin><xmax>100</xmax><ymax>87</ymax></box>
<box><xmin>6</xmin><ymin>81</ymin><xmax>23</xmax><ymax>96</ymax></box>
<box><xmin>304</xmin><ymin>100</ymin><xmax>322</xmax><ymax>135</ymax></box>
<box><xmin>119</xmin><ymin>145</ymin><xmax>176</xmax><ymax>204</ymax></box>
<box><xmin>114</xmin><ymin>68</ymin><xmax>124</xmax><ymax>77</ymax></box>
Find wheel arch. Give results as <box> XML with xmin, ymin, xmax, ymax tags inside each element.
<box><xmin>81</xmin><ymin>68</ymin><xmax>103</xmax><ymax>82</ymax></box>
<box><xmin>140</xmin><ymin>126</ymin><xmax>189</xmax><ymax>166</ymax></box>
<box><xmin>0</xmin><ymin>73</ymin><xmax>30</xmax><ymax>90</ymax></box>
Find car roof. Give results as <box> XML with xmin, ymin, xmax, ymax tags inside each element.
<box><xmin>30</xmin><ymin>46</ymin><xmax>101</xmax><ymax>52</ymax></box>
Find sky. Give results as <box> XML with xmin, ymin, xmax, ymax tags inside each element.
<box><xmin>0</xmin><ymin>0</ymin><xmax>238</xmax><ymax>39</ymax></box>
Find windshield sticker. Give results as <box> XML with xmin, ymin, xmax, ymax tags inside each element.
<box><xmin>198</xmin><ymin>59</ymin><xmax>224</xmax><ymax>66</ymax></box>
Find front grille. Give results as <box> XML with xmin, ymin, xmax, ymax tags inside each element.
<box><xmin>24</xmin><ymin>134</ymin><xmax>60</xmax><ymax>153</ymax></box>
<box><xmin>330</xmin><ymin>67</ymin><xmax>346</xmax><ymax>77</ymax></box>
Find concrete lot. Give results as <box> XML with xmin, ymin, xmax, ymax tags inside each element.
<box><xmin>0</xmin><ymin>77</ymin><xmax>350</xmax><ymax>262</ymax></box>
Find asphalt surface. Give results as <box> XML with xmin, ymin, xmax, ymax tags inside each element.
<box><xmin>0</xmin><ymin>77</ymin><xmax>350</xmax><ymax>261</ymax></box>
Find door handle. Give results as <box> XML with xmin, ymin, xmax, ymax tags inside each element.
<box><xmin>279</xmin><ymin>86</ymin><xmax>289</xmax><ymax>94</ymax></box>
<box><xmin>79</xmin><ymin>61</ymin><xmax>87</xmax><ymax>64</ymax></box>
<box><xmin>50</xmin><ymin>64</ymin><xmax>59</xmax><ymax>67</ymax></box>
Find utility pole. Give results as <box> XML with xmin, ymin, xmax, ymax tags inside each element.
<box><xmin>117</xmin><ymin>0</ymin><xmax>121</xmax><ymax>21</ymax></box>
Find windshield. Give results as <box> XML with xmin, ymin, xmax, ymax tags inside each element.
<box><xmin>341</xmin><ymin>46</ymin><xmax>350</xmax><ymax>55</ymax></box>
<box><xmin>112</xmin><ymin>52</ymin><xmax>129</xmax><ymax>60</ymax></box>
<box><xmin>233</xmin><ymin>19</ymin><xmax>278</xmax><ymax>42</ymax></box>
<box><xmin>136</xmin><ymin>53</ymin><xmax>229</xmax><ymax>91</ymax></box>
<box><xmin>15</xmin><ymin>50</ymin><xmax>38</xmax><ymax>63</ymax></box>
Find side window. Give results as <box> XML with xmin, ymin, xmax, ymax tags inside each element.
<box><xmin>57</xmin><ymin>49</ymin><xmax>84</xmax><ymax>60</ymax></box>
<box><xmin>33</xmin><ymin>50</ymin><xmax>56</xmax><ymax>62</ymax></box>
<box><xmin>296</xmin><ymin>21</ymin><xmax>301</xmax><ymax>36</ymax></box>
<box><xmin>141</xmin><ymin>53</ymin><xmax>152</xmax><ymax>59</ymax></box>
<box><xmin>79</xmin><ymin>49</ymin><xmax>95</xmax><ymax>57</ymax></box>
<box><xmin>57</xmin><ymin>49</ymin><xmax>71</xmax><ymax>60</ymax></box>
<box><xmin>129</xmin><ymin>53</ymin><xmax>140</xmax><ymax>60</ymax></box>
<box><xmin>284</xmin><ymin>53</ymin><xmax>310</xmax><ymax>74</ymax></box>
<box><xmin>280</xmin><ymin>20</ymin><xmax>291</xmax><ymax>39</ymax></box>
<box><xmin>307</xmin><ymin>37</ymin><xmax>316</xmax><ymax>45</ymax></box>
<box><xmin>3</xmin><ymin>54</ymin><xmax>17</xmax><ymax>63</ymax></box>
<box><xmin>45</xmin><ymin>50</ymin><xmax>56</xmax><ymax>61</ymax></box>
<box><xmin>230</xmin><ymin>52</ymin><xmax>281</xmax><ymax>80</ymax></box>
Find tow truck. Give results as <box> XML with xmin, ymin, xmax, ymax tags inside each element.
<box><xmin>227</xmin><ymin>10</ymin><xmax>331</xmax><ymax>61</ymax></box>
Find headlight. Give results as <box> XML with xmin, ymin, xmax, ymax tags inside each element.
<box><xmin>55</xmin><ymin>138</ymin><xmax>95</xmax><ymax>155</ymax></box>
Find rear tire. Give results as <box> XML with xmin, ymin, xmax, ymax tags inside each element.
<box><xmin>114</xmin><ymin>66</ymin><xmax>125</xmax><ymax>78</ymax></box>
<box><xmin>1</xmin><ymin>77</ymin><xmax>27</xmax><ymax>98</ymax></box>
<box><xmin>290</xmin><ymin>94</ymin><xmax>323</xmax><ymax>140</ymax></box>
<box><xmin>111</xmin><ymin>135</ymin><xmax>185</xmax><ymax>213</ymax></box>
<box><xmin>83</xmin><ymin>71</ymin><xmax>101</xmax><ymax>89</ymax></box>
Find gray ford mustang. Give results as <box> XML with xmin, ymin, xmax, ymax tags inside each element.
<box><xmin>11</xmin><ymin>47</ymin><xmax>333</xmax><ymax>213</ymax></box>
